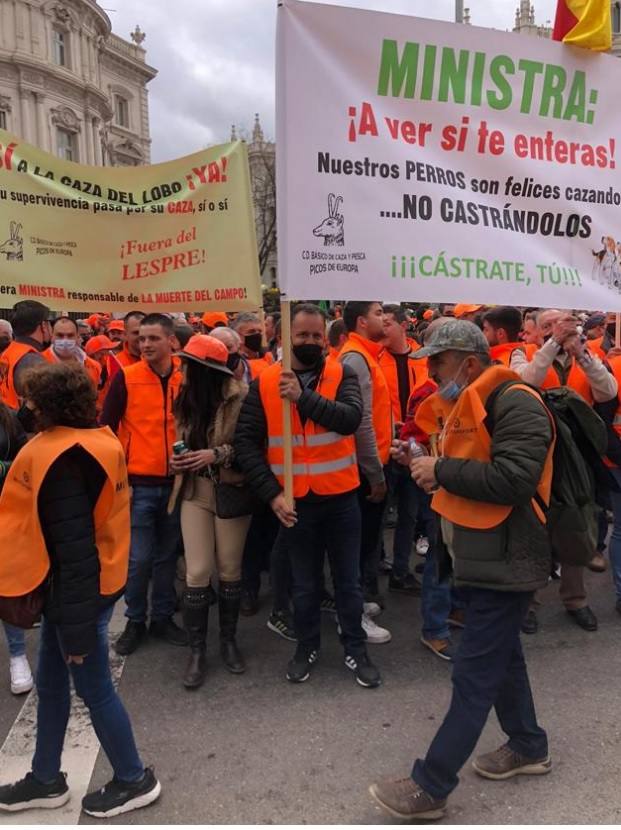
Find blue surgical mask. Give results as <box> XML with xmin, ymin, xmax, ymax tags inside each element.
<box><xmin>53</xmin><ymin>338</ymin><xmax>78</xmax><ymax>356</ymax></box>
<box><xmin>438</xmin><ymin>360</ymin><xmax>467</xmax><ymax>401</ymax></box>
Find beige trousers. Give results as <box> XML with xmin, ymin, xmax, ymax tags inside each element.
<box><xmin>181</xmin><ymin>477</ymin><xmax>251</xmax><ymax>588</ymax></box>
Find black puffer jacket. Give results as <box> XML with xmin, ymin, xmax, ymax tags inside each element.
<box><xmin>435</xmin><ymin>385</ymin><xmax>553</xmax><ymax>592</ymax></box>
<box><xmin>40</xmin><ymin>443</ymin><xmax>122</xmax><ymax>655</ymax></box>
<box><xmin>234</xmin><ymin>360</ymin><xmax>362</xmax><ymax>504</ymax></box>
<box><xmin>0</xmin><ymin>408</ymin><xmax>27</xmax><ymax>492</ymax></box>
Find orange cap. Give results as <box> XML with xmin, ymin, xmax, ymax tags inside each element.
<box><xmin>454</xmin><ymin>303</ymin><xmax>483</xmax><ymax>318</ymax></box>
<box><xmin>423</xmin><ymin>309</ymin><xmax>434</xmax><ymax>321</ymax></box>
<box><xmin>180</xmin><ymin>335</ymin><xmax>232</xmax><ymax>374</ymax></box>
<box><xmin>85</xmin><ymin>335</ymin><xmax>116</xmax><ymax>356</ymax></box>
<box><xmin>201</xmin><ymin>312</ymin><xmax>228</xmax><ymax>329</ymax></box>
<box><xmin>106</xmin><ymin>320</ymin><xmax>124</xmax><ymax>332</ymax></box>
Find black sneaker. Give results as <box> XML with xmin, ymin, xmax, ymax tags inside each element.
<box><xmin>344</xmin><ymin>652</ymin><xmax>382</xmax><ymax>688</ymax></box>
<box><xmin>320</xmin><ymin>594</ymin><xmax>337</xmax><ymax>614</ymax></box>
<box><xmin>286</xmin><ymin>645</ymin><xmax>319</xmax><ymax>683</ymax></box>
<box><xmin>0</xmin><ymin>772</ymin><xmax>69</xmax><ymax>812</ymax></box>
<box><xmin>81</xmin><ymin>767</ymin><xmax>161</xmax><ymax>819</ymax></box>
<box><xmin>149</xmin><ymin>617</ymin><xmax>188</xmax><ymax>646</ymax></box>
<box><xmin>114</xmin><ymin>621</ymin><xmax>147</xmax><ymax>656</ymax></box>
<box><xmin>267</xmin><ymin>611</ymin><xmax>297</xmax><ymax>642</ymax></box>
<box><xmin>388</xmin><ymin>573</ymin><xmax>421</xmax><ymax>596</ymax></box>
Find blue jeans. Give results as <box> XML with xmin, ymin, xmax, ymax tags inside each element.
<box><xmin>125</xmin><ymin>484</ymin><xmax>181</xmax><ymax>624</ymax></box>
<box><xmin>412</xmin><ymin>588</ymin><xmax>547</xmax><ymax>800</ymax></box>
<box><xmin>3</xmin><ymin>622</ymin><xmax>26</xmax><ymax>658</ymax></box>
<box><xmin>609</xmin><ymin>468</ymin><xmax>621</xmax><ymax>601</ymax></box>
<box><xmin>388</xmin><ymin>464</ymin><xmax>434</xmax><ymax>579</ymax></box>
<box><xmin>285</xmin><ymin>492</ymin><xmax>365</xmax><ymax>656</ymax></box>
<box><xmin>32</xmin><ymin>606</ymin><xmax>144</xmax><ymax>785</ymax></box>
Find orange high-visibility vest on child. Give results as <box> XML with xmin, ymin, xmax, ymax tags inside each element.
<box><xmin>259</xmin><ymin>361</ymin><xmax>360</xmax><ymax>498</ymax></box>
<box><xmin>0</xmin><ymin>426</ymin><xmax>130</xmax><ymax>598</ymax></box>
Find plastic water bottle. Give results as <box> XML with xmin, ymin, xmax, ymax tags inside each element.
<box><xmin>408</xmin><ymin>437</ymin><xmax>428</xmax><ymax>458</ymax></box>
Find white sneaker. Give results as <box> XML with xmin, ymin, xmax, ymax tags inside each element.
<box><xmin>416</xmin><ymin>536</ymin><xmax>430</xmax><ymax>556</ymax></box>
<box><xmin>10</xmin><ymin>655</ymin><xmax>34</xmax><ymax>695</ymax></box>
<box><xmin>363</xmin><ymin>601</ymin><xmax>381</xmax><ymax>618</ymax></box>
<box><xmin>362</xmin><ymin>614</ymin><xmax>392</xmax><ymax>644</ymax></box>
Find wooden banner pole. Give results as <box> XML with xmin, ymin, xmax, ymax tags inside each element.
<box><xmin>280</xmin><ymin>299</ymin><xmax>294</xmax><ymax>505</ymax></box>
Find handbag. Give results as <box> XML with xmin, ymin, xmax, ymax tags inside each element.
<box><xmin>0</xmin><ymin>581</ymin><xmax>46</xmax><ymax>629</ymax></box>
<box><xmin>213</xmin><ymin>477</ymin><xmax>261</xmax><ymax>519</ymax></box>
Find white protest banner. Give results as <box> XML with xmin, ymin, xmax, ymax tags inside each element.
<box><xmin>276</xmin><ymin>0</ymin><xmax>621</xmax><ymax>309</ymax></box>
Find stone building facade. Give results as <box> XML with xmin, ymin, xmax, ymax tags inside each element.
<box><xmin>232</xmin><ymin>114</ymin><xmax>278</xmax><ymax>289</ymax></box>
<box><xmin>0</xmin><ymin>0</ymin><xmax>156</xmax><ymax>166</ymax></box>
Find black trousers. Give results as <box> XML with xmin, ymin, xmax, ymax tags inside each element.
<box><xmin>285</xmin><ymin>492</ymin><xmax>365</xmax><ymax>656</ymax></box>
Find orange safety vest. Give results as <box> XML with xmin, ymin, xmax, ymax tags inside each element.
<box><xmin>42</xmin><ymin>347</ymin><xmax>102</xmax><ymax>388</ymax></box>
<box><xmin>119</xmin><ymin>358</ymin><xmax>182</xmax><ymax>477</ymax></box>
<box><xmin>339</xmin><ymin>332</ymin><xmax>393</xmax><ymax>464</ymax></box>
<box><xmin>490</xmin><ymin>342</ymin><xmax>528</xmax><ymax>367</ymax></box>
<box><xmin>416</xmin><ymin>365</ymin><xmax>554</xmax><ymax>529</ymax></box>
<box><xmin>407</xmin><ymin>337</ymin><xmax>420</xmax><ymax>353</ymax></box>
<box><xmin>115</xmin><ymin>346</ymin><xmax>141</xmax><ymax>368</ymax></box>
<box><xmin>587</xmin><ymin>337</ymin><xmax>606</xmax><ymax>360</ymax></box>
<box><xmin>259</xmin><ymin>361</ymin><xmax>360</xmax><ymax>498</ymax></box>
<box><xmin>326</xmin><ymin>346</ymin><xmax>342</xmax><ymax>365</ymax></box>
<box><xmin>249</xmin><ymin>352</ymin><xmax>274</xmax><ymax>380</ymax></box>
<box><xmin>0</xmin><ymin>341</ymin><xmax>38</xmax><ymax>409</ymax></box>
<box><xmin>0</xmin><ymin>426</ymin><xmax>130</xmax><ymax>597</ymax></box>
<box><xmin>378</xmin><ymin>348</ymin><xmax>418</xmax><ymax>422</ymax></box>
<box><xmin>540</xmin><ymin>359</ymin><xmax>593</xmax><ymax>405</ymax></box>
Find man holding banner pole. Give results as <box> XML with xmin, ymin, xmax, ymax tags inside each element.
<box><xmin>235</xmin><ymin>302</ymin><xmax>382</xmax><ymax>688</ymax></box>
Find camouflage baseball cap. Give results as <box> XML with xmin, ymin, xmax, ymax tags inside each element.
<box><xmin>413</xmin><ymin>319</ymin><xmax>490</xmax><ymax>359</ymax></box>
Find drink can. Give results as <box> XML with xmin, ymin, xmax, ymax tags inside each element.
<box><xmin>172</xmin><ymin>440</ymin><xmax>189</xmax><ymax>455</ymax></box>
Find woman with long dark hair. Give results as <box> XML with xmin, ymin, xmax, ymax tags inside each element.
<box><xmin>169</xmin><ymin>334</ymin><xmax>251</xmax><ymax>690</ymax></box>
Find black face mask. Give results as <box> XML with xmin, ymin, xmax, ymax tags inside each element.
<box><xmin>244</xmin><ymin>333</ymin><xmax>262</xmax><ymax>353</ymax></box>
<box><xmin>0</xmin><ymin>335</ymin><xmax>11</xmax><ymax>353</ymax></box>
<box><xmin>226</xmin><ymin>352</ymin><xmax>242</xmax><ymax>372</ymax></box>
<box><xmin>293</xmin><ymin>343</ymin><xmax>324</xmax><ymax>367</ymax></box>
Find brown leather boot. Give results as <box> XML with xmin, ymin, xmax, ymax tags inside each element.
<box><xmin>219</xmin><ymin>580</ymin><xmax>245</xmax><ymax>674</ymax></box>
<box><xmin>181</xmin><ymin>588</ymin><xmax>209</xmax><ymax>689</ymax></box>
<box><xmin>472</xmin><ymin>743</ymin><xmax>551</xmax><ymax>780</ymax></box>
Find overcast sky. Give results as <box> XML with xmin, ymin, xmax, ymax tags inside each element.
<box><xmin>107</xmin><ymin>0</ymin><xmax>558</xmax><ymax>162</ymax></box>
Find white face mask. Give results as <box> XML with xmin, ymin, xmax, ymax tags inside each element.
<box><xmin>53</xmin><ymin>338</ymin><xmax>78</xmax><ymax>356</ymax></box>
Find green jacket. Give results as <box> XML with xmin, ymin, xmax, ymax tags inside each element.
<box><xmin>435</xmin><ymin>384</ymin><xmax>553</xmax><ymax>592</ymax></box>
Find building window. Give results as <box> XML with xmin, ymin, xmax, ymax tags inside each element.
<box><xmin>57</xmin><ymin>128</ymin><xmax>77</xmax><ymax>161</ymax></box>
<box><xmin>53</xmin><ymin>28</ymin><xmax>68</xmax><ymax>67</ymax></box>
<box><xmin>614</xmin><ymin>2</ymin><xmax>621</xmax><ymax>34</ymax></box>
<box><xmin>0</xmin><ymin>111</ymin><xmax>6</xmax><ymax>130</ymax></box>
<box><xmin>114</xmin><ymin>95</ymin><xmax>129</xmax><ymax>128</ymax></box>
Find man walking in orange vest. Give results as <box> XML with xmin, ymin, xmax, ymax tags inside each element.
<box><xmin>0</xmin><ymin>300</ymin><xmax>51</xmax><ymax>410</ymax></box>
<box><xmin>511</xmin><ymin>308</ymin><xmax>617</xmax><ymax>632</ymax></box>
<box><xmin>370</xmin><ymin>320</ymin><xmax>553</xmax><ymax>821</ymax></box>
<box><xmin>100</xmin><ymin>313</ymin><xmax>186</xmax><ymax>655</ymax></box>
<box><xmin>339</xmin><ymin>301</ymin><xmax>393</xmax><ymax>643</ymax></box>
<box><xmin>235</xmin><ymin>303</ymin><xmax>381</xmax><ymax>688</ymax></box>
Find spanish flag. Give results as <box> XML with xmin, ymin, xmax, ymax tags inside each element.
<box><xmin>552</xmin><ymin>0</ymin><xmax>612</xmax><ymax>51</ymax></box>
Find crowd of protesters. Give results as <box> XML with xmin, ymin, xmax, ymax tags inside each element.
<box><xmin>0</xmin><ymin>296</ymin><xmax>619</xmax><ymax>819</ymax></box>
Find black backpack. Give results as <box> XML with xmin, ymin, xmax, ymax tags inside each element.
<box><xmin>485</xmin><ymin>381</ymin><xmax>616</xmax><ymax>567</ymax></box>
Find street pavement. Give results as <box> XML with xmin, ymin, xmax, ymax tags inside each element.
<box><xmin>1</xmin><ymin>562</ymin><xmax>620</xmax><ymax>825</ymax></box>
